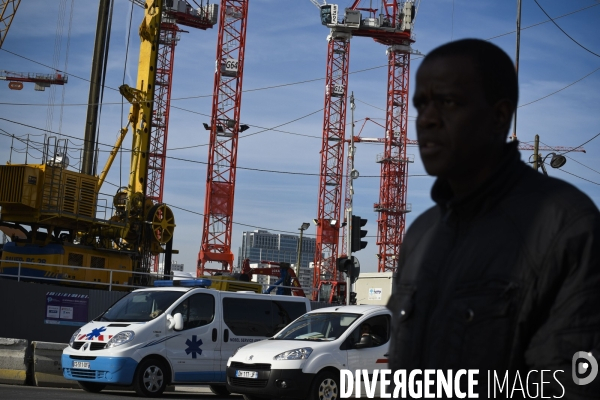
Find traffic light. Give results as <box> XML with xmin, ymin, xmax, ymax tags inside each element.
<box><xmin>349</xmin><ymin>292</ymin><xmax>357</xmax><ymax>305</ymax></box>
<box><xmin>351</xmin><ymin>215</ymin><xmax>368</xmax><ymax>253</ymax></box>
<box><xmin>336</xmin><ymin>256</ymin><xmax>353</xmax><ymax>273</ymax></box>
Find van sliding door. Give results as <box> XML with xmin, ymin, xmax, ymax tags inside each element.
<box><xmin>166</xmin><ymin>293</ymin><xmax>219</xmax><ymax>383</ymax></box>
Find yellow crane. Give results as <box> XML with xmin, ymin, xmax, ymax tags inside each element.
<box><xmin>0</xmin><ymin>0</ymin><xmax>175</xmax><ymax>289</ymax></box>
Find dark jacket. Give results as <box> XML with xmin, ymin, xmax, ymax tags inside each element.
<box><xmin>387</xmin><ymin>142</ymin><xmax>600</xmax><ymax>398</ymax></box>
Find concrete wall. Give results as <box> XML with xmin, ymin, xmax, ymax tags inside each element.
<box><xmin>0</xmin><ymin>279</ymin><xmax>126</xmax><ymax>343</ymax></box>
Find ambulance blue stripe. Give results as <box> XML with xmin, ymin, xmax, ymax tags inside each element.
<box><xmin>141</xmin><ymin>334</ymin><xmax>180</xmax><ymax>348</ymax></box>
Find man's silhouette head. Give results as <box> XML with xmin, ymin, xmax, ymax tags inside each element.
<box><xmin>413</xmin><ymin>39</ymin><xmax>518</xmax><ymax>195</ymax></box>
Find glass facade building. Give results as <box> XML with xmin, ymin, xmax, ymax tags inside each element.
<box><xmin>237</xmin><ymin>230</ymin><xmax>316</xmax><ymax>270</ymax></box>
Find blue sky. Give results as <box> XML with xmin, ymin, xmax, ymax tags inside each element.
<box><xmin>1</xmin><ymin>0</ymin><xmax>599</xmax><ymax>275</ymax></box>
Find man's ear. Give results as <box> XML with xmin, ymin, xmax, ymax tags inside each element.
<box><xmin>492</xmin><ymin>99</ymin><xmax>514</xmax><ymax>136</ymax></box>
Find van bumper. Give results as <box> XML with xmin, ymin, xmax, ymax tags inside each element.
<box><xmin>226</xmin><ymin>367</ymin><xmax>314</xmax><ymax>400</ymax></box>
<box><xmin>62</xmin><ymin>354</ymin><xmax>138</xmax><ymax>385</ymax></box>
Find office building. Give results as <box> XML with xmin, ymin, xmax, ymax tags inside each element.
<box><xmin>238</xmin><ymin>229</ymin><xmax>316</xmax><ymax>292</ymax></box>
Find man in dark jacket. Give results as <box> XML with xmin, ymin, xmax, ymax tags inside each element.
<box><xmin>387</xmin><ymin>38</ymin><xmax>600</xmax><ymax>398</ymax></box>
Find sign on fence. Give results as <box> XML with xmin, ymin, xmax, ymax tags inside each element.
<box><xmin>44</xmin><ymin>292</ymin><xmax>89</xmax><ymax>326</ymax></box>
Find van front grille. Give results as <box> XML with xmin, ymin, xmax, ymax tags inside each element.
<box><xmin>230</xmin><ymin>361</ymin><xmax>271</xmax><ymax>370</ymax></box>
<box><xmin>228</xmin><ymin>377</ymin><xmax>268</xmax><ymax>388</ymax></box>
<box><xmin>69</xmin><ymin>355</ymin><xmax>96</xmax><ymax>360</ymax></box>
<box><xmin>72</xmin><ymin>341</ymin><xmax>106</xmax><ymax>351</ymax></box>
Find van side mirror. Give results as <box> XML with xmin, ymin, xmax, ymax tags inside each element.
<box><xmin>355</xmin><ymin>334</ymin><xmax>372</xmax><ymax>349</ymax></box>
<box><xmin>167</xmin><ymin>313</ymin><xmax>184</xmax><ymax>330</ymax></box>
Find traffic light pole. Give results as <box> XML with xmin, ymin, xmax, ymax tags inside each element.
<box><xmin>345</xmin><ymin>208</ymin><xmax>352</xmax><ymax>305</ymax></box>
<box><xmin>345</xmin><ymin>93</ymin><xmax>356</xmax><ymax>306</ymax></box>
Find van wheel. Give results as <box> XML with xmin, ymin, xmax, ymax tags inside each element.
<box><xmin>133</xmin><ymin>358</ymin><xmax>168</xmax><ymax>397</ymax></box>
<box><xmin>78</xmin><ymin>381</ymin><xmax>106</xmax><ymax>393</ymax></box>
<box><xmin>310</xmin><ymin>370</ymin><xmax>339</xmax><ymax>400</ymax></box>
<box><xmin>210</xmin><ymin>384</ymin><xmax>232</xmax><ymax>396</ymax></box>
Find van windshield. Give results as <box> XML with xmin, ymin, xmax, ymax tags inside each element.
<box><xmin>97</xmin><ymin>291</ymin><xmax>184</xmax><ymax>322</ymax></box>
<box><xmin>273</xmin><ymin>312</ymin><xmax>360</xmax><ymax>341</ymax></box>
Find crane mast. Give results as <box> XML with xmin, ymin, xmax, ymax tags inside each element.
<box><xmin>350</xmin><ymin>0</ymin><xmax>416</xmax><ymax>274</ymax></box>
<box><xmin>312</xmin><ymin>1</ymin><xmax>417</xmax><ymax>297</ymax></box>
<box><xmin>145</xmin><ymin>1</ymin><xmax>218</xmax><ymax>273</ymax></box>
<box><xmin>313</xmin><ymin>31</ymin><xmax>351</xmax><ymax>299</ymax></box>
<box><xmin>375</xmin><ymin>44</ymin><xmax>411</xmax><ymax>273</ymax></box>
<box><xmin>198</xmin><ymin>0</ymin><xmax>249</xmax><ymax>276</ymax></box>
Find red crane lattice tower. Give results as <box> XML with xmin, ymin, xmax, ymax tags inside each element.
<box><xmin>373</xmin><ymin>48</ymin><xmax>411</xmax><ymax>273</ymax></box>
<box><xmin>312</xmin><ymin>33</ymin><xmax>352</xmax><ymax>298</ymax></box>
<box><xmin>144</xmin><ymin>1</ymin><xmax>217</xmax><ymax>272</ymax></box>
<box><xmin>147</xmin><ymin>22</ymin><xmax>179</xmax><ymax>205</ymax></box>
<box><xmin>198</xmin><ymin>0</ymin><xmax>249</xmax><ymax>276</ymax></box>
<box><xmin>351</xmin><ymin>1</ymin><xmax>415</xmax><ymax>274</ymax></box>
<box><xmin>147</xmin><ymin>21</ymin><xmax>180</xmax><ymax>272</ymax></box>
<box><xmin>313</xmin><ymin>1</ymin><xmax>417</xmax><ymax>292</ymax></box>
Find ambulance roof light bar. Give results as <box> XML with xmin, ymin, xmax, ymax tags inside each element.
<box><xmin>154</xmin><ymin>279</ymin><xmax>212</xmax><ymax>287</ymax></box>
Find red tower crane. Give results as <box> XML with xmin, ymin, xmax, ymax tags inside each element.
<box><xmin>136</xmin><ymin>0</ymin><xmax>218</xmax><ymax>272</ymax></box>
<box><xmin>197</xmin><ymin>0</ymin><xmax>249</xmax><ymax>276</ymax></box>
<box><xmin>311</xmin><ymin>1</ymin><xmax>418</xmax><ymax>298</ymax></box>
<box><xmin>323</xmin><ymin>2</ymin><xmax>586</xmax><ymax>279</ymax></box>
<box><xmin>352</xmin><ymin>1</ymin><xmax>417</xmax><ymax>274</ymax></box>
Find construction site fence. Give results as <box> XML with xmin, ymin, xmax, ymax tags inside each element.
<box><xmin>0</xmin><ymin>259</ymin><xmax>317</xmax><ymax>295</ymax></box>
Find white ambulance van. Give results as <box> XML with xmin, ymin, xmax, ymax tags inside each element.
<box><xmin>61</xmin><ymin>279</ymin><xmax>310</xmax><ymax>397</ymax></box>
<box><xmin>226</xmin><ymin>305</ymin><xmax>391</xmax><ymax>400</ymax></box>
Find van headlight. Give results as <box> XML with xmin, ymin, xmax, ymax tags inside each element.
<box><xmin>273</xmin><ymin>347</ymin><xmax>313</xmax><ymax>360</ymax></box>
<box><xmin>105</xmin><ymin>331</ymin><xmax>135</xmax><ymax>348</ymax></box>
<box><xmin>69</xmin><ymin>329</ymin><xmax>81</xmax><ymax>348</ymax></box>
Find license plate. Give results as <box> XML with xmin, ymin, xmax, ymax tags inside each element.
<box><xmin>73</xmin><ymin>361</ymin><xmax>90</xmax><ymax>369</ymax></box>
<box><xmin>236</xmin><ymin>370</ymin><xmax>258</xmax><ymax>379</ymax></box>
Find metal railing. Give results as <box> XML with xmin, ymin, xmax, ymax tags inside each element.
<box><xmin>0</xmin><ymin>260</ymin><xmax>163</xmax><ymax>291</ymax></box>
<box><xmin>0</xmin><ymin>259</ymin><xmax>318</xmax><ymax>295</ymax></box>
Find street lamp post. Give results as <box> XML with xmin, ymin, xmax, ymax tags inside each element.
<box><xmin>533</xmin><ymin>134</ymin><xmax>567</xmax><ymax>175</ymax></box>
<box><xmin>539</xmin><ymin>153</ymin><xmax>567</xmax><ymax>176</ymax></box>
<box><xmin>296</xmin><ymin>222</ymin><xmax>310</xmax><ymax>278</ymax></box>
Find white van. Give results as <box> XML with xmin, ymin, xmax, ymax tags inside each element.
<box><xmin>226</xmin><ymin>305</ymin><xmax>391</xmax><ymax>400</ymax></box>
<box><xmin>61</xmin><ymin>279</ymin><xmax>310</xmax><ymax>397</ymax></box>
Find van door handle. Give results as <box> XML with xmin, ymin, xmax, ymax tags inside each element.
<box><xmin>384</xmin><ymin>353</ymin><xmax>389</xmax><ymax>357</ymax></box>
<box><xmin>212</xmin><ymin>328</ymin><xmax>217</xmax><ymax>342</ymax></box>
<box><xmin>224</xmin><ymin>329</ymin><xmax>229</xmax><ymax>342</ymax></box>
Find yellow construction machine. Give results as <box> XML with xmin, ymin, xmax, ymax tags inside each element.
<box><xmin>0</xmin><ymin>0</ymin><xmax>175</xmax><ymax>289</ymax></box>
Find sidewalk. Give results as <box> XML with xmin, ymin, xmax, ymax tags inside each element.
<box><xmin>174</xmin><ymin>385</ymin><xmax>215</xmax><ymax>394</ymax></box>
